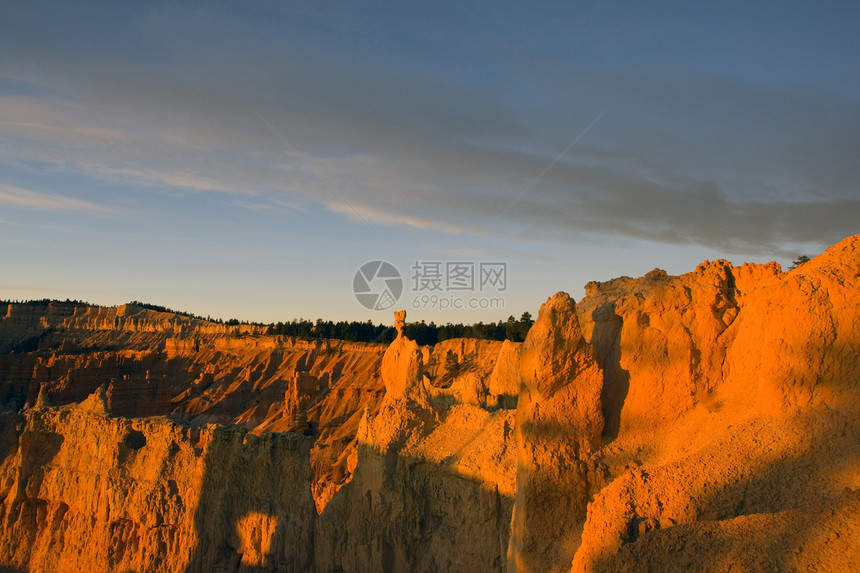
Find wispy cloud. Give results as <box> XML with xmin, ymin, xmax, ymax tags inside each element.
<box><xmin>327</xmin><ymin>201</ymin><xmax>465</xmax><ymax>235</ymax></box>
<box><xmin>231</xmin><ymin>197</ymin><xmax>307</xmax><ymax>216</ymax></box>
<box><xmin>0</xmin><ymin>182</ymin><xmax>110</xmax><ymax>213</ymax></box>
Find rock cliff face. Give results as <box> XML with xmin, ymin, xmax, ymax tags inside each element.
<box><xmin>569</xmin><ymin>235</ymin><xmax>860</xmax><ymax>572</ymax></box>
<box><xmin>1</xmin><ymin>235</ymin><xmax>859</xmax><ymax>572</ymax></box>
<box><xmin>0</xmin><ymin>395</ymin><xmax>316</xmax><ymax>572</ymax></box>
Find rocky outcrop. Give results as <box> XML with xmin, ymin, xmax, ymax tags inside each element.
<box><xmin>316</xmin><ymin>319</ymin><xmax>516</xmax><ymax>572</ymax></box>
<box><xmin>569</xmin><ymin>235</ymin><xmax>860</xmax><ymax>572</ymax></box>
<box><xmin>486</xmin><ymin>339</ymin><xmax>521</xmax><ymax>408</ymax></box>
<box><xmin>425</xmin><ymin>337</ymin><xmax>510</xmax><ymax>408</ymax></box>
<box><xmin>509</xmin><ymin>293</ymin><xmax>605</xmax><ymax>572</ymax></box>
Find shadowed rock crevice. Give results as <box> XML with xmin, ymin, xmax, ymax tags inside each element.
<box><xmin>589</xmin><ymin>301</ymin><xmax>629</xmax><ymax>442</ymax></box>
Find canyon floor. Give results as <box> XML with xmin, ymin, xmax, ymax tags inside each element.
<box><xmin>1</xmin><ymin>235</ymin><xmax>859</xmax><ymax>572</ymax></box>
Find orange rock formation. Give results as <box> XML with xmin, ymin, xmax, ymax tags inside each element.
<box><xmin>0</xmin><ymin>235</ymin><xmax>858</xmax><ymax>571</ymax></box>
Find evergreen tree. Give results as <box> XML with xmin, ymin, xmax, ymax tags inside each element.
<box><xmin>789</xmin><ymin>255</ymin><xmax>811</xmax><ymax>270</ymax></box>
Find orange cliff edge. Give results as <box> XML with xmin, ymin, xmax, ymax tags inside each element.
<box><xmin>0</xmin><ymin>234</ymin><xmax>858</xmax><ymax>572</ymax></box>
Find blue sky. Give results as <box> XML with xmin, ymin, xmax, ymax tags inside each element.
<box><xmin>2</xmin><ymin>1</ymin><xmax>859</xmax><ymax>323</ymax></box>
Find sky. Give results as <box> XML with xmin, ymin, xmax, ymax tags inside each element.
<box><xmin>1</xmin><ymin>1</ymin><xmax>859</xmax><ymax>324</ymax></box>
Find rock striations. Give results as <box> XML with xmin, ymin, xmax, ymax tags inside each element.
<box><xmin>0</xmin><ymin>235</ymin><xmax>859</xmax><ymax>571</ymax></box>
